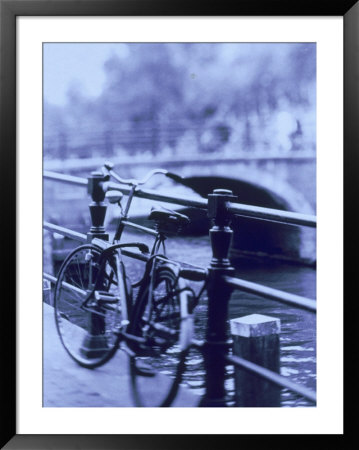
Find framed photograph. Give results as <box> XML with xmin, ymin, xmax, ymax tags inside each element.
<box><xmin>1</xmin><ymin>0</ymin><xmax>355</xmax><ymax>447</ymax></box>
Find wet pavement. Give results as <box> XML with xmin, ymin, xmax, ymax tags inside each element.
<box><xmin>43</xmin><ymin>303</ymin><xmax>199</xmax><ymax>407</ymax></box>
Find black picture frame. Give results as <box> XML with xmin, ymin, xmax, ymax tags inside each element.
<box><xmin>1</xmin><ymin>0</ymin><xmax>356</xmax><ymax>448</ymax></box>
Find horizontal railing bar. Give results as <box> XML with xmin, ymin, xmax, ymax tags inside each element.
<box><xmin>43</xmin><ymin>273</ymin><xmax>57</xmax><ymax>284</ymax></box>
<box><xmin>108</xmin><ymin>181</ymin><xmax>317</xmax><ymax>227</ymax></box>
<box><xmin>43</xmin><ymin>273</ymin><xmax>88</xmax><ymax>297</ymax></box>
<box><xmin>226</xmin><ymin>354</ymin><xmax>316</xmax><ymax>403</ymax></box>
<box><xmin>224</xmin><ymin>275</ymin><xmax>316</xmax><ymax>313</ymax></box>
<box><xmin>228</xmin><ymin>203</ymin><xmax>316</xmax><ymax>228</ymax></box>
<box><xmin>44</xmin><ymin>170</ymin><xmax>316</xmax><ymax>228</ymax></box>
<box><xmin>43</xmin><ymin>222</ymin><xmax>87</xmax><ymax>242</ymax></box>
<box><xmin>43</xmin><ymin>171</ymin><xmax>88</xmax><ymax>186</ymax></box>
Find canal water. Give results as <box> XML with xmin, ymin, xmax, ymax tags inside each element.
<box><xmin>119</xmin><ymin>229</ymin><xmax>316</xmax><ymax>407</ymax></box>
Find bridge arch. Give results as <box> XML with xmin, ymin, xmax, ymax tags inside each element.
<box><xmin>178</xmin><ymin>163</ymin><xmax>315</xmax><ymax>216</ymax></box>
<box><xmin>178</xmin><ymin>167</ymin><xmax>315</xmax><ymax>265</ymax></box>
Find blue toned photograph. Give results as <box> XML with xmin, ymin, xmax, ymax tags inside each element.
<box><xmin>43</xmin><ymin>43</ymin><xmax>316</xmax><ymax>408</ymax></box>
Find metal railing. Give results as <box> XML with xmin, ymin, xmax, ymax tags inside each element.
<box><xmin>44</xmin><ymin>170</ymin><xmax>316</xmax><ymax>227</ymax></box>
<box><xmin>43</xmin><ymin>168</ymin><xmax>316</xmax><ymax>406</ymax></box>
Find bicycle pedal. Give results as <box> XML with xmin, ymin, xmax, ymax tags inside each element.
<box><xmin>95</xmin><ymin>291</ymin><xmax>120</xmax><ymax>303</ymax></box>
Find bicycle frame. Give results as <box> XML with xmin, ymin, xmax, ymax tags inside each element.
<box><xmin>87</xmin><ymin>164</ymin><xmax>195</xmax><ymax>350</ymax></box>
<box><xmin>112</xmin><ymin>184</ymin><xmax>137</xmax><ymax>242</ymax></box>
<box><xmin>84</xmin><ymin>235</ymin><xmax>174</xmax><ymax>344</ymax></box>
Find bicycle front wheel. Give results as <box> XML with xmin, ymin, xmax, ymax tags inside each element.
<box><xmin>129</xmin><ymin>265</ymin><xmax>193</xmax><ymax>407</ymax></box>
<box><xmin>54</xmin><ymin>244</ymin><xmax>123</xmax><ymax>368</ymax></box>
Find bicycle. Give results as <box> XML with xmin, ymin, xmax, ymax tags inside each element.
<box><xmin>53</xmin><ymin>162</ymin><xmax>200</xmax><ymax>406</ymax></box>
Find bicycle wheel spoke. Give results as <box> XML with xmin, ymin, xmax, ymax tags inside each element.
<box><xmin>64</xmin><ymin>263</ymin><xmax>88</xmax><ymax>291</ymax></box>
<box><xmin>54</xmin><ymin>245</ymin><xmax>124</xmax><ymax>368</ymax></box>
<box><xmin>70</xmin><ymin>256</ymin><xmax>84</xmax><ymax>291</ymax></box>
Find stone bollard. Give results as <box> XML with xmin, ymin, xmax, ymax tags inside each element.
<box><xmin>230</xmin><ymin>314</ymin><xmax>281</xmax><ymax>407</ymax></box>
<box><xmin>43</xmin><ymin>279</ymin><xmax>52</xmax><ymax>306</ymax></box>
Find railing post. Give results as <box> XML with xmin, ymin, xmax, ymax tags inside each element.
<box><xmin>80</xmin><ymin>171</ymin><xmax>109</xmax><ymax>359</ymax></box>
<box><xmin>199</xmin><ymin>189</ymin><xmax>237</xmax><ymax>407</ymax></box>
<box><xmin>87</xmin><ymin>171</ymin><xmax>109</xmax><ymax>242</ymax></box>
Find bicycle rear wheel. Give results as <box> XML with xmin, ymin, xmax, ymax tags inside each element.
<box><xmin>129</xmin><ymin>265</ymin><xmax>192</xmax><ymax>407</ymax></box>
<box><xmin>54</xmin><ymin>244</ymin><xmax>123</xmax><ymax>368</ymax></box>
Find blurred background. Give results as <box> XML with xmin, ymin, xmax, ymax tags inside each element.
<box><xmin>43</xmin><ymin>43</ymin><xmax>316</xmax><ymax>405</ymax></box>
<box><xmin>44</xmin><ymin>42</ymin><xmax>315</xmax><ymax>160</ymax></box>
<box><xmin>44</xmin><ymin>42</ymin><xmax>316</xmax><ymax>265</ymax></box>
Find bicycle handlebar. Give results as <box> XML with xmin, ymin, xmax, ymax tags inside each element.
<box><xmin>102</xmin><ymin>161</ymin><xmax>184</xmax><ymax>188</ymax></box>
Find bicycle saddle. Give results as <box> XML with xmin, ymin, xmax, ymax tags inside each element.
<box><xmin>148</xmin><ymin>205</ymin><xmax>190</xmax><ymax>226</ymax></box>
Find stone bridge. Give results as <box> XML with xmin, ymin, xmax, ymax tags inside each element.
<box><xmin>44</xmin><ymin>151</ymin><xmax>316</xmax><ymax>265</ymax></box>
